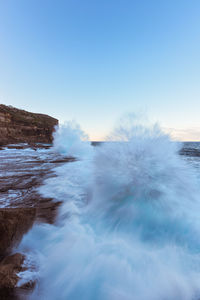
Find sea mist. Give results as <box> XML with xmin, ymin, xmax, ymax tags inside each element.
<box><xmin>18</xmin><ymin>118</ymin><xmax>200</xmax><ymax>300</ymax></box>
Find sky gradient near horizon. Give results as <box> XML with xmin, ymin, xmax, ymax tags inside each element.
<box><xmin>0</xmin><ymin>0</ymin><xmax>200</xmax><ymax>140</ymax></box>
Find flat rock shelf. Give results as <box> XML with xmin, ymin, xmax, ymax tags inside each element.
<box><xmin>0</xmin><ymin>146</ymin><xmax>74</xmax><ymax>299</ymax></box>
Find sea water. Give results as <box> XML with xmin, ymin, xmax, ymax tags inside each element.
<box><xmin>18</xmin><ymin>120</ymin><xmax>200</xmax><ymax>300</ymax></box>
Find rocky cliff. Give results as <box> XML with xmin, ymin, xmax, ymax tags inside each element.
<box><xmin>0</xmin><ymin>105</ymin><xmax>58</xmax><ymax>145</ymax></box>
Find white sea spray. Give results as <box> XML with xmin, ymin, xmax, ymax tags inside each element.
<box><xmin>19</xmin><ymin>119</ymin><xmax>200</xmax><ymax>300</ymax></box>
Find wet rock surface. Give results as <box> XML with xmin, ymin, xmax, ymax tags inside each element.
<box><xmin>0</xmin><ymin>147</ymin><xmax>74</xmax><ymax>210</ymax></box>
<box><xmin>0</xmin><ymin>253</ymin><xmax>33</xmax><ymax>300</ymax></box>
<box><xmin>0</xmin><ymin>253</ymin><xmax>25</xmax><ymax>289</ymax></box>
<box><xmin>0</xmin><ymin>146</ymin><xmax>74</xmax><ymax>299</ymax></box>
<box><xmin>0</xmin><ymin>208</ymin><xmax>36</xmax><ymax>258</ymax></box>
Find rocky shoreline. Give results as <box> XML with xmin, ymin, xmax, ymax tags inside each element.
<box><xmin>1</xmin><ymin>105</ymin><xmax>199</xmax><ymax>299</ymax></box>
<box><xmin>0</xmin><ymin>144</ymin><xmax>75</xmax><ymax>299</ymax></box>
<box><xmin>0</xmin><ymin>105</ymin><xmax>60</xmax><ymax>298</ymax></box>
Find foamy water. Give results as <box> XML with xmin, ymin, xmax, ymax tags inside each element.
<box><xmin>17</xmin><ymin>121</ymin><xmax>200</xmax><ymax>300</ymax></box>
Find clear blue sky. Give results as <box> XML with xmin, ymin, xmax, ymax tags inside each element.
<box><xmin>0</xmin><ymin>0</ymin><xmax>200</xmax><ymax>140</ymax></box>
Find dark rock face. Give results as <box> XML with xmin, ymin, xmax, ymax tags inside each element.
<box><xmin>0</xmin><ymin>104</ymin><xmax>58</xmax><ymax>145</ymax></box>
<box><xmin>0</xmin><ymin>253</ymin><xmax>33</xmax><ymax>300</ymax></box>
<box><xmin>0</xmin><ymin>253</ymin><xmax>25</xmax><ymax>289</ymax></box>
<box><xmin>0</xmin><ymin>208</ymin><xmax>36</xmax><ymax>298</ymax></box>
<box><xmin>0</xmin><ymin>208</ymin><xmax>36</xmax><ymax>258</ymax></box>
<box><xmin>0</xmin><ymin>147</ymin><xmax>73</xmax><ymax>298</ymax></box>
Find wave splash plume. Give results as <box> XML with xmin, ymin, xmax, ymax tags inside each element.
<box><xmin>20</xmin><ymin>118</ymin><xmax>200</xmax><ymax>300</ymax></box>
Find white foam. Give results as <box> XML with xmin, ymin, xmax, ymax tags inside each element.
<box><xmin>18</xmin><ymin>120</ymin><xmax>200</xmax><ymax>300</ymax></box>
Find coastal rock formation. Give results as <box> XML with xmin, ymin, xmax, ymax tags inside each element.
<box><xmin>0</xmin><ymin>253</ymin><xmax>34</xmax><ymax>300</ymax></box>
<box><xmin>0</xmin><ymin>253</ymin><xmax>25</xmax><ymax>289</ymax></box>
<box><xmin>0</xmin><ymin>141</ymin><xmax>72</xmax><ymax>298</ymax></box>
<box><xmin>0</xmin><ymin>208</ymin><xmax>36</xmax><ymax>297</ymax></box>
<box><xmin>0</xmin><ymin>148</ymin><xmax>72</xmax><ymax>298</ymax></box>
<box><xmin>0</xmin><ymin>208</ymin><xmax>36</xmax><ymax>257</ymax></box>
<box><xmin>0</xmin><ymin>104</ymin><xmax>58</xmax><ymax>145</ymax></box>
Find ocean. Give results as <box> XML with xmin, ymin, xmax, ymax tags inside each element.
<box><xmin>1</xmin><ymin>122</ymin><xmax>200</xmax><ymax>300</ymax></box>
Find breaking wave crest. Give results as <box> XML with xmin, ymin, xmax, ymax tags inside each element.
<box><xmin>19</xmin><ymin>119</ymin><xmax>200</xmax><ymax>300</ymax></box>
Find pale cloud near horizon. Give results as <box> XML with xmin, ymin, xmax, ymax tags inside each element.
<box><xmin>164</xmin><ymin>127</ymin><xmax>200</xmax><ymax>141</ymax></box>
